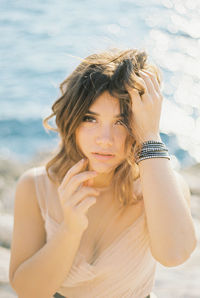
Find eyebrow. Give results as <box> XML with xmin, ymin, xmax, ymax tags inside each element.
<box><xmin>86</xmin><ymin>110</ymin><xmax>125</xmax><ymax>118</ymax></box>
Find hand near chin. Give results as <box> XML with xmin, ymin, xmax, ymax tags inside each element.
<box><xmin>127</xmin><ymin>69</ymin><xmax>163</xmax><ymax>145</ymax></box>
<box><xmin>57</xmin><ymin>159</ymin><xmax>99</xmax><ymax>233</ymax></box>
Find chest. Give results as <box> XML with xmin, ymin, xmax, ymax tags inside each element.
<box><xmin>78</xmin><ymin>192</ymin><xmax>144</xmax><ymax>265</ymax></box>
<box><xmin>46</xmin><ymin>178</ymin><xmax>144</xmax><ymax>265</ymax></box>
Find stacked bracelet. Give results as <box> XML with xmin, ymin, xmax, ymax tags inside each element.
<box><xmin>135</xmin><ymin>140</ymin><xmax>170</xmax><ymax>164</ymax></box>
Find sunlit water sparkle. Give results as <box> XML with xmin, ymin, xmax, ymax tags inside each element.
<box><xmin>0</xmin><ymin>0</ymin><xmax>199</xmax><ymax>168</ymax></box>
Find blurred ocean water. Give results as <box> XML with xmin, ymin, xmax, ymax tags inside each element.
<box><xmin>0</xmin><ymin>0</ymin><xmax>200</xmax><ymax>167</ymax></box>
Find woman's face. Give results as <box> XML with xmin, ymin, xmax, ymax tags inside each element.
<box><xmin>75</xmin><ymin>91</ymin><xmax>129</xmax><ymax>175</ymax></box>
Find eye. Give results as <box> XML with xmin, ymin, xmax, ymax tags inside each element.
<box><xmin>82</xmin><ymin>115</ymin><xmax>96</xmax><ymax>123</ymax></box>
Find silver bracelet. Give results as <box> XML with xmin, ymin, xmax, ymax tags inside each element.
<box><xmin>135</xmin><ymin>140</ymin><xmax>171</xmax><ymax>164</ymax></box>
<box><xmin>136</xmin><ymin>155</ymin><xmax>171</xmax><ymax>163</ymax></box>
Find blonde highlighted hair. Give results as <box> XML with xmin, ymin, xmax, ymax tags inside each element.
<box><xmin>43</xmin><ymin>48</ymin><xmax>162</xmax><ymax>207</ymax></box>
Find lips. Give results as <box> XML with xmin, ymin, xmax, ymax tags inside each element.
<box><xmin>94</xmin><ymin>152</ymin><xmax>114</xmax><ymax>156</ymax></box>
<box><xmin>92</xmin><ymin>152</ymin><xmax>115</xmax><ymax>161</ymax></box>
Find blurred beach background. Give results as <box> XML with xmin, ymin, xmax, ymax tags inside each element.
<box><xmin>0</xmin><ymin>0</ymin><xmax>200</xmax><ymax>297</ymax></box>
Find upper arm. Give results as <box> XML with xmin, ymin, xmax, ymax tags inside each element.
<box><xmin>174</xmin><ymin>170</ymin><xmax>191</xmax><ymax>211</ymax></box>
<box><xmin>9</xmin><ymin>168</ymin><xmax>46</xmax><ymax>283</ymax></box>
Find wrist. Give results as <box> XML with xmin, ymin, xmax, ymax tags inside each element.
<box><xmin>134</xmin><ymin>138</ymin><xmax>170</xmax><ymax>165</ymax></box>
<box><xmin>59</xmin><ymin>221</ymin><xmax>85</xmax><ymax>237</ymax></box>
<box><xmin>137</xmin><ymin>133</ymin><xmax>162</xmax><ymax>144</ymax></box>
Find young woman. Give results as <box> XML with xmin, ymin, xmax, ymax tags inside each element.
<box><xmin>9</xmin><ymin>48</ymin><xmax>197</xmax><ymax>298</ymax></box>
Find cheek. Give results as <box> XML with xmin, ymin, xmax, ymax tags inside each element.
<box><xmin>115</xmin><ymin>128</ymin><xmax>128</xmax><ymax>149</ymax></box>
<box><xmin>77</xmin><ymin>125</ymin><xmax>98</xmax><ymax>138</ymax></box>
<box><xmin>75</xmin><ymin>126</ymin><xmax>94</xmax><ymax>150</ymax></box>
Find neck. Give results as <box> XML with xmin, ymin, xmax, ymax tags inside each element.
<box><xmin>92</xmin><ymin>171</ymin><xmax>114</xmax><ymax>188</ymax></box>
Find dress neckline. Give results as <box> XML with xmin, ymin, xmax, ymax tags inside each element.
<box><xmin>41</xmin><ymin>165</ymin><xmax>145</xmax><ymax>266</ymax></box>
<box><xmin>85</xmin><ymin>210</ymin><xmax>145</xmax><ymax>266</ymax></box>
<box><xmin>45</xmin><ymin>209</ymin><xmax>145</xmax><ymax>266</ymax></box>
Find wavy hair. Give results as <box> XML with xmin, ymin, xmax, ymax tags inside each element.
<box><xmin>43</xmin><ymin>48</ymin><xmax>162</xmax><ymax>207</ymax></box>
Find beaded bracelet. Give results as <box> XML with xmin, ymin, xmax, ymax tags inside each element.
<box><xmin>135</xmin><ymin>141</ymin><xmax>166</xmax><ymax>152</ymax></box>
<box><xmin>135</xmin><ymin>140</ymin><xmax>170</xmax><ymax>164</ymax></box>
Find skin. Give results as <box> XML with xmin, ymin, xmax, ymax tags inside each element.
<box><xmin>127</xmin><ymin>69</ymin><xmax>163</xmax><ymax>142</ymax></box>
<box><xmin>73</xmin><ymin>68</ymin><xmax>164</xmax><ymax>189</ymax></box>
<box><xmin>75</xmin><ymin>92</ymin><xmax>130</xmax><ymax>188</ymax></box>
<box><xmin>9</xmin><ymin>69</ymin><xmax>197</xmax><ymax>298</ymax></box>
<box><xmin>72</xmin><ymin>67</ymin><xmax>197</xmax><ymax>266</ymax></box>
<box><xmin>126</xmin><ymin>69</ymin><xmax>197</xmax><ymax>266</ymax></box>
<box><xmin>9</xmin><ymin>91</ymin><xmax>131</xmax><ymax>297</ymax></box>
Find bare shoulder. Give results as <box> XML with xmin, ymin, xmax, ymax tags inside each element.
<box><xmin>14</xmin><ymin>166</ymin><xmax>49</xmax><ymax>217</ymax></box>
<box><xmin>14</xmin><ymin>168</ymin><xmax>36</xmax><ymax>204</ymax></box>
<box><xmin>13</xmin><ymin>166</ymin><xmax>47</xmax><ymax>230</ymax></box>
<box><xmin>10</xmin><ymin>168</ymin><xmax>46</xmax><ymax>282</ymax></box>
<box><xmin>17</xmin><ymin>166</ymin><xmax>45</xmax><ymax>185</ymax></box>
<box><xmin>16</xmin><ymin>166</ymin><xmax>48</xmax><ymax>195</ymax></box>
<box><xmin>17</xmin><ymin>167</ymin><xmax>35</xmax><ymax>186</ymax></box>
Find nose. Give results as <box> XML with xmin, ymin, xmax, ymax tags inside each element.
<box><xmin>96</xmin><ymin>126</ymin><xmax>113</xmax><ymax>147</ymax></box>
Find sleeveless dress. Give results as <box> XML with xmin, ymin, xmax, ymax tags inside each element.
<box><xmin>33</xmin><ymin>166</ymin><xmax>157</xmax><ymax>298</ymax></box>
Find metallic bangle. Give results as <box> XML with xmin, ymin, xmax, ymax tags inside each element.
<box><xmin>136</xmin><ymin>155</ymin><xmax>171</xmax><ymax>164</ymax></box>
<box><xmin>135</xmin><ymin>140</ymin><xmax>171</xmax><ymax>164</ymax></box>
<box><xmin>137</xmin><ymin>147</ymin><xmax>168</xmax><ymax>154</ymax></box>
<box><xmin>139</xmin><ymin>140</ymin><xmax>164</xmax><ymax>145</ymax></box>
<box><xmin>138</xmin><ymin>151</ymin><xmax>169</xmax><ymax>158</ymax></box>
<box><xmin>135</xmin><ymin>142</ymin><xmax>166</xmax><ymax>153</ymax></box>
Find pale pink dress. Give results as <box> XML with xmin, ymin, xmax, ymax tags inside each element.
<box><xmin>34</xmin><ymin>166</ymin><xmax>157</xmax><ymax>298</ymax></box>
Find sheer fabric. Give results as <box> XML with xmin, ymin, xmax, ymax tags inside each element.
<box><xmin>33</xmin><ymin>166</ymin><xmax>157</xmax><ymax>298</ymax></box>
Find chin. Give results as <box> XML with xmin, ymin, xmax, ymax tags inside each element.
<box><xmin>88</xmin><ymin>159</ymin><xmax>118</xmax><ymax>174</ymax></box>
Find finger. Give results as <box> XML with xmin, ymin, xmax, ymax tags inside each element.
<box><xmin>76</xmin><ymin>197</ymin><xmax>97</xmax><ymax>214</ymax></box>
<box><xmin>60</xmin><ymin>158</ymin><xmax>87</xmax><ymax>189</ymax></box>
<box><xmin>141</xmin><ymin>69</ymin><xmax>162</xmax><ymax>95</ymax></box>
<box><xmin>126</xmin><ymin>86</ymin><xmax>143</xmax><ymax>108</ymax></box>
<box><xmin>139</xmin><ymin>70</ymin><xmax>157</xmax><ymax>97</ymax></box>
<box><xmin>65</xmin><ymin>171</ymin><xmax>98</xmax><ymax>196</ymax></box>
<box><xmin>84</xmin><ymin>177</ymin><xmax>94</xmax><ymax>187</ymax></box>
<box><xmin>68</xmin><ymin>186</ymin><xmax>100</xmax><ymax>206</ymax></box>
<box><xmin>127</xmin><ymin>74</ymin><xmax>148</xmax><ymax>95</ymax></box>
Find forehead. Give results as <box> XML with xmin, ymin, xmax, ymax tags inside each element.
<box><xmin>90</xmin><ymin>91</ymin><xmax>120</xmax><ymax>114</ymax></box>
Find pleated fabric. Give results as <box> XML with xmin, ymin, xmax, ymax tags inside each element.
<box><xmin>34</xmin><ymin>166</ymin><xmax>157</xmax><ymax>298</ymax></box>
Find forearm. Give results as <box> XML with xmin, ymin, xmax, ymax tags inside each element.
<box><xmin>139</xmin><ymin>157</ymin><xmax>197</xmax><ymax>266</ymax></box>
<box><xmin>11</xmin><ymin>224</ymin><xmax>83</xmax><ymax>298</ymax></box>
